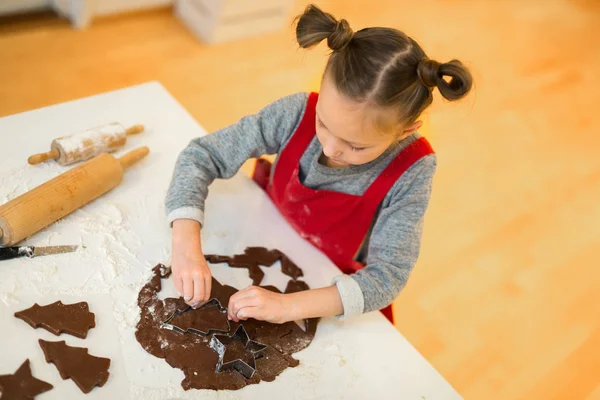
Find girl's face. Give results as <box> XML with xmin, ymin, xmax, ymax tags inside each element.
<box><xmin>315</xmin><ymin>74</ymin><xmax>421</xmax><ymax>167</ymax></box>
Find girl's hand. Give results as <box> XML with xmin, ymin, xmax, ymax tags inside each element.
<box><xmin>171</xmin><ymin>219</ymin><xmax>212</xmax><ymax>308</ymax></box>
<box><xmin>228</xmin><ymin>286</ymin><xmax>292</xmax><ymax>324</ymax></box>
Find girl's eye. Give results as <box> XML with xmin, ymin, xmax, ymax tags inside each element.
<box><xmin>351</xmin><ymin>146</ymin><xmax>366</xmax><ymax>152</ymax></box>
<box><xmin>317</xmin><ymin>119</ymin><xmax>325</xmax><ymax>128</ymax></box>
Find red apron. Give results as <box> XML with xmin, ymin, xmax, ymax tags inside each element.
<box><xmin>253</xmin><ymin>92</ymin><xmax>434</xmax><ymax>323</ymax></box>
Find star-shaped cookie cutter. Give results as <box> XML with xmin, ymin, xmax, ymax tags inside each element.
<box><xmin>209</xmin><ymin>325</ymin><xmax>268</xmax><ymax>379</ymax></box>
<box><xmin>160</xmin><ymin>298</ymin><xmax>231</xmax><ymax>336</ymax></box>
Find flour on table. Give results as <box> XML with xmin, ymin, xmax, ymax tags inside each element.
<box><xmin>1</xmin><ymin>292</ymin><xmax>19</xmax><ymax>306</ymax></box>
<box><xmin>0</xmin><ymin>160</ymin><xmax>66</xmax><ymax>203</ymax></box>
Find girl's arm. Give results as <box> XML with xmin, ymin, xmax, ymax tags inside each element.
<box><xmin>228</xmin><ymin>285</ymin><xmax>343</xmax><ymax>323</ymax></box>
<box><xmin>338</xmin><ymin>154</ymin><xmax>437</xmax><ymax>317</ymax></box>
<box><xmin>166</xmin><ymin>93</ymin><xmax>309</xmax><ymax>307</ymax></box>
<box><xmin>165</xmin><ymin>93</ymin><xmax>309</xmax><ymax>227</ymax></box>
<box><xmin>171</xmin><ymin>219</ymin><xmax>211</xmax><ymax>307</ymax></box>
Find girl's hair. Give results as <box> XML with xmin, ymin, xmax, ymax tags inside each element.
<box><xmin>295</xmin><ymin>4</ymin><xmax>473</xmax><ymax>126</ymax></box>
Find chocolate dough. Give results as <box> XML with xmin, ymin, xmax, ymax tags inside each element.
<box><xmin>222</xmin><ymin>338</ymin><xmax>252</xmax><ymax>364</ymax></box>
<box><xmin>231</xmin><ymin>247</ymin><xmax>282</xmax><ymax>266</ymax></box>
<box><xmin>280</xmin><ymin>256</ymin><xmax>304</xmax><ymax>281</ymax></box>
<box><xmin>285</xmin><ymin>279</ymin><xmax>310</xmax><ymax>294</ymax></box>
<box><xmin>0</xmin><ymin>359</ymin><xmax>53</xmax><ymax>399</ymax></box>
<box><xmin>38</xmin><ymin>340</ymin><xmax>110</xmax><ymax>394</ymax></box>
<box><xmin>135</xmin><ymin>259</ymin><xmax>319</xmax><ymax>391</ymax></box>
<box><xmin>14</xmin><ymin>301</ymin><xmax>95</xmax><ymax>339</ymax></box>
<box><xmin>205</xmin><ymin>247</ymin><xmax>304</xmax><ymax>285</ymax></box>
<box><xmin>168</xmin><ymin>301</ymin><xmax>229</xmax><ymax>334</ymax></box>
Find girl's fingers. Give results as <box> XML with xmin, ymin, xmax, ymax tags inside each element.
<box><xmin>228</xmin><ymin>304</ymin><xmax>240</xmax><ymax>322</ymax></box>
<box><xmin>236</xmin><ymin>306</ymin><xmax>259</xmax><ymax>321</ymax></box>
<box><xmin>229</xmin><ymin>287</ymin><xmax>258</xmax><ymax>303</ymax></box>
<box><xmin>203</xmin><ymin>275</ymin><xmax>212</xmax><ymax>302</ymax></box>
<box><xmin>173</xmin><ymin>276</ymin><xmax>183</xmax><ymax>297</ymax></box>
<box><xmin>228</xmin><ymin>295</ymin><xmax>258</xmax><ymax>321</ymax></box>
<box><xmin>191</xmin><ymin>277</ymin><xmax>204</xmax><ymax>306</ymax></box>
<box><xmin>182</xmin><ymin>277</ymin><xmax>194</xmax><ymax>303</ymax></box>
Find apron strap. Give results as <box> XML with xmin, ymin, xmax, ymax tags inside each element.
<box><xmin>363</xmin><ymin>137</ymin><xmax>435</xmax><ymax>202</ymax></box>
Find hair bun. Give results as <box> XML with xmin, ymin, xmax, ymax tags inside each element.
<box><xmin>327</xmin><ymin>19</ymin><xmax>353</xmax><ymax>51</ymax></box>
<box><xmin>417</xmin><ymin>58</ymin><xmax>472</xmax><ymax>100</ymax></box>
<box><xmin>417</xmin><ymin>58</ymin><xmax>441</xmax><ymax>88</ymax></box>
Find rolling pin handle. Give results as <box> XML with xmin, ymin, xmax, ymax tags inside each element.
<box><xmin>27</xmin><ymin>148</ymin><xmax>60</xmax><ymax>165</ymax></box>
<box><xmin>119</xmin><ymin>146</ymin><xmax>150</xmax><ymax>170</ymax></box>
<box><xmin>125</xmin><ymin>124</ymin><xmax>145</xmax><ymax>135</ymax></box>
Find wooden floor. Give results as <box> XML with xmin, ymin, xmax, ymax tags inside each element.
<box><xmin>1</xmin><ymin>1</ymin><xmax>599</xmax><ymax>399</ymax></box>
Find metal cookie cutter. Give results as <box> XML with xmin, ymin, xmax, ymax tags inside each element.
<box><xmin>209</xmin><ymin>325</ymin><xmax>268</xmax><ymax>379</ymax></box>
<box><xmin>160</xmin><ymin>298</ymin><xmax>231</xmax><ymax>336</ymax></box>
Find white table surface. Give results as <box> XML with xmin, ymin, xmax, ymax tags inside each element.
<box><xmin>0</xmin><ymin>82</ymin><xmax>462</xmax><ymax>400</ymax></box>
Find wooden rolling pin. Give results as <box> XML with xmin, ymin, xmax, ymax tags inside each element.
<box><xmin>28</xmin><ymin>122</ymin><xmax>145</xmax><ymax>166</ymax></box>
<box><xmin>0</xmin><ymin>146</ymin><xmax>149</xmax><ymax>246</ymax></box>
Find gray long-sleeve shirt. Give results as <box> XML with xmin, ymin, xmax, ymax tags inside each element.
<box><xmin>166</xmin><ymin>93</ymin><xmax>436</xmax><ymax>318</ymax></box>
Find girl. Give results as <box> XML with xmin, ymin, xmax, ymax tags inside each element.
<box><xmin>165</xmin><ymin>4</ymin><xmax>472</xmax><ymax>324</ymax></box>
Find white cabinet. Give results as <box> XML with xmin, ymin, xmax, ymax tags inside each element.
<box><xmin>50</xmin><ymin>0</ymin><xmax>174</xmax><ymax>29</ymax></box>
<box><xmin>174</xmin><ymin>0</ymin><xmax>294</xmax><ymax>44</ymax></box>
<box><xmin>0</xmin><ymin>0</ymin><xmax>294</xmax><ymax>44</ymax></box>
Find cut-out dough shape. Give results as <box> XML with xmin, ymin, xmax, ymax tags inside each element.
<box><xmin>38</xmin><ymin>339</ymin><xmax>110</xmax><ymax>394</ymax></box>
<box><xmin>0</xmin><ymin>359</ymin><xmax>53</xmax><ymax>400</ymax></box>
<box><xmin>162</xmin><ymin>298</ymin><xmax>230</xmax><ymax>335</ymax></box>
<box><xmin>14</xmin><ymin>301</ymin><xmax>95</xmax><ymax>339</ymax></box>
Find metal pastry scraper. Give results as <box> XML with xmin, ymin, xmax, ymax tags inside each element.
<box><xmin>0</xmin><ymin>245</ymin><xmax>79</xmax><ymax>261</ymax></box>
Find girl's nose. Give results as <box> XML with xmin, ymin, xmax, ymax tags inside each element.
<box><xmin>322</xmin><ymin>139</ymin><xmax>343</xmax><ymax>158</ymax></box>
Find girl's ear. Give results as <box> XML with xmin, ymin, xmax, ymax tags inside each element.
<box><xmin>397</xmin><ymin>120</ymin><xmax>423</xmax><ymax>140</ymax></box>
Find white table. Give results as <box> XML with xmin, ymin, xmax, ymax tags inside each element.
<box><xmin>0</xmin><ymin>82</ymin><xmax>462</xmax><ymax>400</ymax></box>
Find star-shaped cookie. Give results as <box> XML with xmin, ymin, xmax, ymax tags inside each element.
<box><xmin>0</xmin><ymin>359</ymin><xmax>53</xmax><ymax>400</ymax></box>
